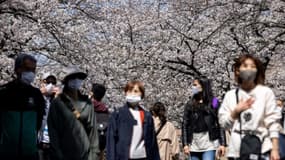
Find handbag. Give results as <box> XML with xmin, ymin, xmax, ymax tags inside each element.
<box><xmin>235</xmin><ymin>89</ymin><xmax>262</xmax><ymax>160</ymax></box>
<box><xmin>239</xmin><ymin>133</ymin><xmax>262</xmax><ymax>160</ymax></box>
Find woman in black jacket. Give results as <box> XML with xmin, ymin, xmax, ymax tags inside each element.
<box><xmin>182</xmin><ymin>77</ymin><xmax>226</xmax><ymax>160</ymax></box>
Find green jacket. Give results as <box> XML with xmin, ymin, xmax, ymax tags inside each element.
<box><xmin>0</xmin><ymin>80</ymin><xmax>45</xmax><ymax>157</ymax></box>
<box><xmin>48</xmin><ymin>93</ymin><xmax>99</xmax><ymax>160</ymax></box>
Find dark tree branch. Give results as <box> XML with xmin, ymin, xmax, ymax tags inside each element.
<box><xmin>165</xmin><ymin>57</ymin><xmax>202</xmax><ymax>76</ymax></box>
<box><xmin>41</xmin><ymin>22</ymin><xmax>64</xmax><ymax>49</ymax></box>
<box><xmin>0</xmin><ymin>0</ymin><xmax>7</xmax><ymax>5</ymax></box>
<box><xmin>230</xmin><ymin>27</ymin><xmax>248</xmax><ymax>52</ymax></box>
<box><xmin>0</xmin><ymin>6</ymin><xmax>65</xmax><ymax>51</ymax></box>
<box><xmin>128</xmin><ymin>22</ymin><xmax>134</xmax><ymax>44</ymax></box>
<box><xmin>100</xmin><ymin>25</ymin><xmax>110</xmax><ymax>43</ymax></box>
<box><xmin>263</xmin><ymin>56</ymin><xmax>271</xmax><ymax>71</ymax></box>
<box><xmin>0</xmin><ymin>8</ymin><xmax>37</xmax><ymax>22</ymax></box>
<box><xmin>74</xmin><ymin>6</ymin><xmax>103</xmax><ymax>21</ymax></box>
<box><xmin>164</xmin><ymin>65</ymin><xmax>198</xmax><ymax>76</ymax></box>
<box><xmin>165</xmin><ymin>21</ymin><xmax>200</xmax><ymax>43</ymax></box>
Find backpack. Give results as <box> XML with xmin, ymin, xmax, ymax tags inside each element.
<box><xmin>235</xmin><ymin>89</ymin><xmax>262</xmax><ymax>160</ymax></box>
<box><xmin>95</xmin><ymin>111</ymin><xmax>109</xmax><ymax>151</ymax></box>
<box><xmin>96</xmin><ymin>112</ymin><xmax>109</xmax><ymax>134</ymax></box>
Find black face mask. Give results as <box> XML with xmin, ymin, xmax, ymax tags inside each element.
<box><xmin>239</xmin><ymin>70</ymin><xmax>257</xmax><ymax>82</ymax></box>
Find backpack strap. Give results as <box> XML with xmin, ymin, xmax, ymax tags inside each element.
<box><xmin>235</xmin><ymin>88</ymin><xmax>243</xmax><ymax>136</ymax></box>
<box><xmin>235</xmin><ymin>88</ymin><xmax>239</xmax><ymax>105</ymax></box>
<box><xmin>156</xmin><ymin>121</ymin><xmax>166</xmax><ymax>136</ymax></box>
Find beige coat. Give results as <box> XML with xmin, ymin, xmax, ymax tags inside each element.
<box><xmin>153</xmin><ymin>117</ymin><xmax>179</xmax><ymax>160</ymax></box>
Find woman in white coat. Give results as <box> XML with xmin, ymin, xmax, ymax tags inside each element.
<box><xmin>218</xmin><ymin>54</ymin><xmax>281</xmax><ymax>160</ymax></box>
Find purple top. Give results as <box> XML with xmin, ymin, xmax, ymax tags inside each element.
<box><xmin>212</xmin><ymin>97</ymin><xmax>219</xmax><ymax>109</ymax></box>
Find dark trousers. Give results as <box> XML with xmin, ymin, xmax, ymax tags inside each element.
<box><xmin>38</xmin><ymin>143</ymin><xmax>50</xmax><ymax>160</ymax></box>
<box><xmin>39</xmin><ymin>149</ymin><xmax>50</xmax><ymax>160</ymax></box>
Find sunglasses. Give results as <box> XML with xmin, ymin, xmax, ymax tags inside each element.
<box><xmin>45</xmin><ymin>81</ymin><xmax>57</xmax><ymax>85</ymax></box>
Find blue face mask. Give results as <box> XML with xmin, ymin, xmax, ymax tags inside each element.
<box><xmin>192</xmin><ymin>86</ymin><xmax>201</xmax><ymax>95</ymax></box>
<box><xmin>21</xmin><ymin>71</ymin><xmax>35</xmax><ymax>85</ymax></box>
<box><xmin>67</xmin><ymin>78</ymin><xmax>83</xmax><ymax>90</ymax></box>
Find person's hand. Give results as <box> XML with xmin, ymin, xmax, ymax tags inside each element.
<box><xmin>183</xmin><ymin>145</ymin><xmax>190</xmax><ymax>155</ymax></box>
<box><xmin>73</xmin><ymin>109</ymin><xmax>81</xmax><ymax>119</ymax></box>
<box><xmin>270</xmin><ymin>149</ymin><xmax>280</xmax><ymax>160</ymax></box>
<box><xmin>236</xmin><ymin>97</ymin><xmax>255</xmax><ymax>112</ymax></box>
<box><xmin>232</xmin><ymin>97</ymin><xmax>255</xmax><ymax>119</ymax></box>
<box><xmin>217</xmin><ymin>146</ymin><xmax>226</xmax><ymax>158</ymax></box>
<box><xmin>51</xmin><ymin>86</ymin><xmax>61</xmax><ymax>97</ymax></box>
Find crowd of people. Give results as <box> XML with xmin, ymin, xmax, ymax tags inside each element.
<box><xmin>0</xmin><ymin>53</ymin><xmax>284</xmax><ymax>160</ymax></box>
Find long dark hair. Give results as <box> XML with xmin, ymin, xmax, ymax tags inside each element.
<box><xmin>151</xmin><ymin>102</ymin><xmax>167</xmax><ymax>125</ymax></box>
<box><xmin>193</xmin><ymin>77</ymin><xmax>214</xmax><ymax>106</ymax></box>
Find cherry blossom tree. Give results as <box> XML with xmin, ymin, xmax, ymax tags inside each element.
<box><xmin>1</xmin><ymin>0</ymin><xmax>285</xmax><ymax>124</ymax></box>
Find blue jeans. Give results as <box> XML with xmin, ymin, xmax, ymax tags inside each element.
<box><xmin>188</xmin><ymin>150</ymin><xmax>216</xmax><ymax>160</ymax></box>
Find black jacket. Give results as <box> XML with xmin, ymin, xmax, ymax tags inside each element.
<box><xmin>182</xmin><ymin>99</ymin><xmax>226</xmax><ymax>147</ymax></box>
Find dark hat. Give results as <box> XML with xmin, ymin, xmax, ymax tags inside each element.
<box><xmin>62</xmin><ymin>66</ymin><xmax>87</xmax><ymax>83</ymax></box>
<box><xmin>42</xmin><ymin>72</ymin><xmax>56</xmax><ymax>80</ymax></box>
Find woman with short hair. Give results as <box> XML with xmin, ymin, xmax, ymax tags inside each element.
<box><xmin>106</xmin><ymin>80</ymin><xmax>160</xmax><ymax>160</ymax></box>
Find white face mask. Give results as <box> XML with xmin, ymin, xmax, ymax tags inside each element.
<box><xmin>67</xmin><ymin>79</ymin><xmax>83</xmax><ymax>90</ymax></box>
<box><xmin>192</xmin><ymin>86</ymin><xmax>201</xmax><ymax>95</ymax></box>
<box><xmin>45</xmin><ymin>83</ymin><xmax>54</xmax><ymax>94</ymax></box>
<box><xmin>126</xmin><ymin>95</ymin><xmax>141</xmax><ymax>104</ymax></box>
<box><xmin>21</xmin><ymin>71</ymin><xmax>35</xmax><ymax>85</ymax></box>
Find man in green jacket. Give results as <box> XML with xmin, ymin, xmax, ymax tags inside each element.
<box><xmin>0</xmin><ymin>54</ymin><xmax>45</xmax><ymax>160</ymax></box>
